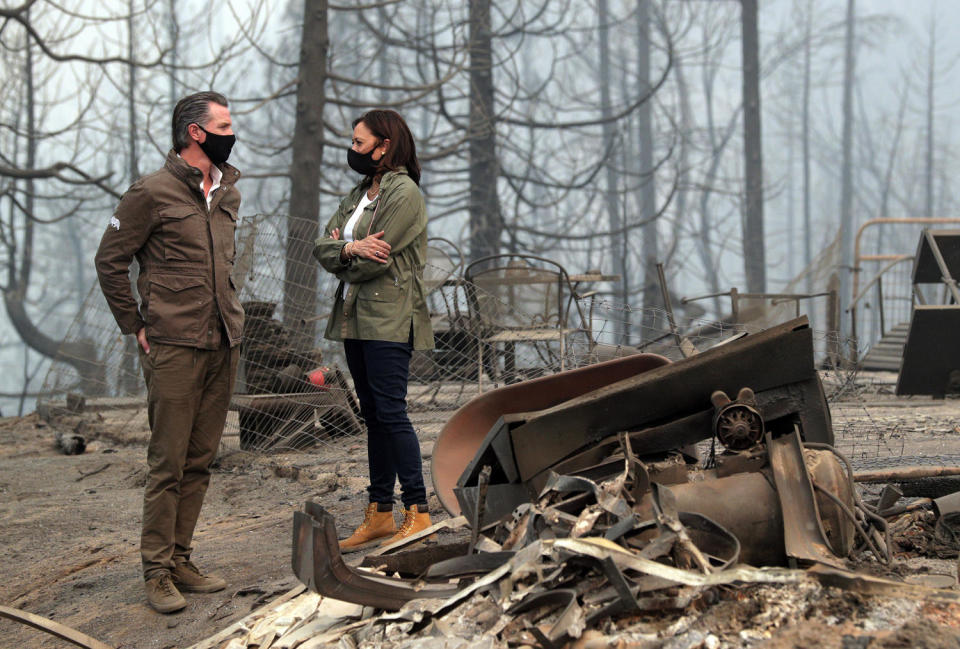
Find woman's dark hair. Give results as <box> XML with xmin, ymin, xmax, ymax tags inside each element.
<box><xmin>353</xmin><ymin>110</ymin><xmax>421</xmax><ymax>186</ymax></box>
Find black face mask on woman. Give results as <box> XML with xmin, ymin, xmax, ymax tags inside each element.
<box><xmin>347</xmin><ymin>146</ymin><xmax>381</xmax><ymax>177</ymax></box>
<box><xmin>198</xmin><ymin>126</ymin><xmax>236</xmax><ymax>165</ymax></box>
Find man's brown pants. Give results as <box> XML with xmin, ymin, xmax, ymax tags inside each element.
<box><xmin>139</xmin><ymin>342</ymin><xmax>239</xmax><ymax>579</ymax></box>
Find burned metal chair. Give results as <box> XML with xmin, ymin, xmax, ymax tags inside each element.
<box><xmin>423</xmin><ymin>236</ymin><xmax>463</xmax><ymax>298</ymax></box>
<box><xmin>464</xmin><ymin>254</ymin><xmax>590</xmax><ymax>390</ymax></box>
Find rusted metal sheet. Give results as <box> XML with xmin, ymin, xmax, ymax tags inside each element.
<box><xmin>432</xmin><ymin>353</ymin><xmax>672</xmax><ymax>515</ymax></box>
<box><xmin>668</xmin><ymin>472</ymin><xmax>784</xmax><ymax>566</ymax></box>
<box><xmin>896</xmin><ymin>306</ymin><xmax>960</xmax><ymax>396</ymax></box>
<box><xmin>359</xmin><ymin>542</ymin><xmax>470</xmax><ymax>577</ymax></box>
<box><xmin>509</xmin><ymin>318</ymin><xmax>830</xmax><ymax>482</ymax></box>
<box><xmin>897</xmin><ymin>230</ymin><xmax>960</xmax><ymax>396</ymax></box>
<box><xmin>767</xmin><ymin>429</ymin><xmax>844</xmax><ymax>568</ymax></box>
<box><xmin>448</xmin><ymin>318</ymin><xmax>833</xmax><ymax>528</ymax></box>
<box><xmin>933</xmin><ymin>490</ymin><xmax>960</xmax><ymax>518</ymax></box>
<box><xmin>911</xmin><ymin>229</ymin><xmax>960</xmax><ymax>284</ymax></box>
<box><xmin>292</xmin><ymin>502</ymin><xmax>459</xmax><ymax>611</ymax></box>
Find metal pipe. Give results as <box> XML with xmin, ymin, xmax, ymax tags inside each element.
<box><xmin>656</xmin><ymin>263</ymin><xmax>684</xmax><ymax>352</ymax></box>
<box><xmin>848</xmin><ymin>256</ymin><xmax>913</xmax><ymax>309</ymax></box>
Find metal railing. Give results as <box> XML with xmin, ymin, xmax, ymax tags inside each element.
<box><xmin>851</xmin><ymin>218</ymin><xmax>960</xmax><ymax>357</ymax></box>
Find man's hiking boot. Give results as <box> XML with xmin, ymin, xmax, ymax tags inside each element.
<box><xmin>172</xmin><ymin>560</ymin><xmax>227</xmax><ymax>593</ymax></box>
<box><xmin>145</xmin><ymin>571</ymin><xmax>187</xmax><ymax>613</ymax></box>
<box><xmin>339</xmin><ymin>502</ymin><xmax>396</xmax><ymax>553</ymax></box>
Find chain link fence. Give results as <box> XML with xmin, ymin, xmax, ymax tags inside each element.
<box><xmin>36</xmin><ymin>216</ymin><xmax>955</xmax><ymax>467</ymax></box>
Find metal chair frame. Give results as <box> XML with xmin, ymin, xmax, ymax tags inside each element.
<box><xmin>464</xmin><ymin>253</ymin><xmax>590</xmax><ymax>391</ymax></box>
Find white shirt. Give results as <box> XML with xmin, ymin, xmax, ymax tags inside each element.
<box><xmin>341</xmin><ymin>192</ymin><xmax>376</xmax><ymax>295</ymax></box>
<box><xmin>203</xmin><ymin>164</ymin><xmax>222</xmax><ymax>208</ymax></box>
<box><xmin>343</xmin><ymin>193</ymin><xmax>375</xmax><ymax>244</ymax></box>
<box><xmin>177</xmin><ymin>154</ymin><xmax>221</xmax><ymax>208</ymax></box>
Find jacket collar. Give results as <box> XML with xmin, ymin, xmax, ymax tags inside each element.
<box><xmin>164</xmin><ymin>149</ymin><xmax>242</xmax><ymax>188</ymax></box>
<box><xmin>356</xmin><ymin>165</ymin><xmax>408</xmax><ymax>194</ymax></box>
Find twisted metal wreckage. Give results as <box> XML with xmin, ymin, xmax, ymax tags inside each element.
<box><xmin>291</xmin><ymin>317</ymin><xmax>960</xmax><ymax>646</ymax></box>
<box><xmin>10</xmin><ymin>318</ymin><xmax>960</xmax><ymax>649</ymax></box>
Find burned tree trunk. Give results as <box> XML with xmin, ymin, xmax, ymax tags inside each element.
<box><xmin>2</xmin><ymin>21</ymin><xmax>104</xmax><ymax>395</ymax></box>
<box><xmin>286</xmin><ymin>0</ymin><xmax>329</xmax><ymax>349</ymax></box>
<box><xmin>924</xmin><ymin>13</ymin><xmax>935</xmax><ymax>218</ymax></box>
<box><xmin>597</xmin><ymin>0</ymin><xmax>625</xmax><ymax>339</ymax></box>
<box><xmin>838</xmin><ymin>0</ymin><xmax>856</xmax><ymax>338</ymax></box>
<box><xmin>740</xmin><ymin>0</ymin><xmax>766</xmax><ymax>294</ymax></box>
<box><xmin>468</xmin><ymin>0</ymin><xmax>501</xmax><ymax>262</ymax></box>
<box><xmin>637</xmin><ymin>0</ymin><xmax>660</xmax><ymax>337</ymax></box>
<box><xmin>802</xmin><ymin>0</ymin><xmax>813</xmax><ymax>292</ymax></box>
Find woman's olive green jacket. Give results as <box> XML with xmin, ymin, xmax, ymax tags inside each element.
<box><xmin>313</xmin><ymin>168</ymin><xmax>433</xmax><ymax>350</ymax></box>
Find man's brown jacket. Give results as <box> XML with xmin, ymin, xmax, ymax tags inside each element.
<box><xmin>95</xmin><ymin>150</ymin><xmax>244</xmax><ymax>349</ymax></box>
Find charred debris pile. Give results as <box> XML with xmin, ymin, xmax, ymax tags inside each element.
<box><xmin>283</xmin><ymin>317</ymin><xmax>960</xmax><ymax>648</ymax></box>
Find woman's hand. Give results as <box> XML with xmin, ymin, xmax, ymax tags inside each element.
<box><xmin>330</xmin><ymin>228</ymin><xmax>341</xmax><ymax>240</ymax></box>
<box><xmin>348</xmin><ymin>231</ymin><xmax>391</xmax><ymax>264</ymax></box>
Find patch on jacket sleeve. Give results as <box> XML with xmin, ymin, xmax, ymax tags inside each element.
<box><xmin>109</xmin><ymin>216</ymin><xmax>120</xmax><ymax>230</ymax></box>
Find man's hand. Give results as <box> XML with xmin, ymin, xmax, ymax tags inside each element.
<box><xmin>136</xmin><ymin>328</ymin><xmax>150</xmax><ymax>354</ymax></box>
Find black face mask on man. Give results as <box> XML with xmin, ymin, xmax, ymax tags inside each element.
<box><xmin>347</xmin><ymin>145</ymin><xmax>381</xmax><ymax>177</ymax></box>
<box><xmin>197</xmin><ymin>125</ymin><xmax>236</xmax><ymax>165</ymax></box>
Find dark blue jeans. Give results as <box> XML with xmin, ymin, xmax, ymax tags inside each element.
<box><xmin>344</xmin><ymin>338</ymin><xmax>427</xmax><ymax>509</ymax></box>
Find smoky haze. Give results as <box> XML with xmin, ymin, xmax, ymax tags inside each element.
<box><xmin>1</xmin><ymin>0</ymin><xmax>957</xmax><ymax>415</ymax></box>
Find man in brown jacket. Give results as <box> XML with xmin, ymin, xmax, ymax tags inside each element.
<box><xmin>94</xmin><ymin>91</ymin><xmax>244</xmax><ymax>613</ymax></box>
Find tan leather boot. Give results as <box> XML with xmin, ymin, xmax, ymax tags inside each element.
<box><xmin>144</xmin><ymin>571</ymin><xmax>187</xmax><ymax>614</ymax></box>
<box><xmin>173</xmin><ymin>559</ymin><xmax>226</xmax><ymax>593</ymax></box>
<box><xmin>380</xmin><ymin>504</ymin><xmax>433</xmax><ymax>547</ymax></box>
<box><xmin>339</xmin><ymin>503</ymin><xmax>396</xmax><ymax>553</ymax></box>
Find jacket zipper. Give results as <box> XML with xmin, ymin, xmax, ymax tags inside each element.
<box><xmin>199</xmin><ymin>183</ymin><xmax>225</xmax><ymax>343</ymax></box>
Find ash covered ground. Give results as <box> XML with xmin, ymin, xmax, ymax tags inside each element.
<box><xmin>2</xmin><ymin>371</ymin><xmax>960</xmax><ymax>649</ymax></box>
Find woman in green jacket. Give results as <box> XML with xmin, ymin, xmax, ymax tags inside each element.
<box><xmin>313</xmin><ymin>110</ymin><xmax>433</xmax><ymax>551</ymax></box>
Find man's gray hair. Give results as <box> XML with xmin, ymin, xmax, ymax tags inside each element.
<box><xmin>172</xmin><ymin>91</ymin><xmax>229</xmax><ymax>152</ymax></box>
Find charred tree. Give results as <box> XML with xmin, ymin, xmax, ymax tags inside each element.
<box><xmin>468</xmin><ymin>0</ymin><xmax>501</xmax><ymax>262</ymax></box>
<box><xmin>597</xmin><ymin>0</ymin><xmax>625</xmax><ymax>339</ymax></box>
<box><xmin>802</xmin><ymin>0</ymin><xmax>813</xmax><ymax>292</ymax></box>
<box><xmin>838</xmin><ymin>0</ymin><xmax>855</xmax><ymax>338</ymax></box>
<box><xmin>740</xmin><ymin>0</ymin><xmax>766</xmax><ymax>294</ymax></box>
<box><xmin>2</xmin><ymin>29</ymin><xmax>103</xmax><ymax>394</ymax></box>
<box><xmin>285</xmin><ymin>0</ymin><xmax>329</xmax><ymax>348</ymax></box>
<box><xmin>637</xmin><ymin>0</ymin><xmax>659</xmax><ymax>337</ymax></box>
<box><xmin>120</xmin><ymin>0</ymin><xmax>141</xmax><ymax>396</ymax></box>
